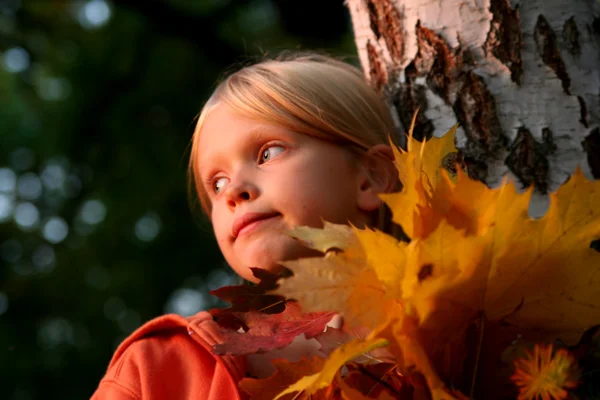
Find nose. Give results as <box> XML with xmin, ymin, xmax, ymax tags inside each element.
<box><xmin>225</xmin><ymin>180</ymin><xmax>259</xmax><ymax>209</ymax></box>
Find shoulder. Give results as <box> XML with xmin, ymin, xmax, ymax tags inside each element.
<box><xmin>91</xmin><ymin>312</ymin><xmax>246</xmax><ymax>400</ymax></box>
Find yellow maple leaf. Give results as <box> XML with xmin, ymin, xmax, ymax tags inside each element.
<box><xmin>483</xmin><ymin>168</ymin><xmax>600</xmax><ymax>344</ymax></box>
<box><xmin>274</xmin><ymin>337</ymin><xmax>388</xmax><ymax>399</ymax></box>
<box><xmin>273</xmin><ymin>120</ymin><xmax>600</xmax><ymax>398</ymax></box>
<box><xmin>276</xmin><ymin>249</ymin><xmax>402</xmax><ymax>330</ymax></box>
<box><xmin>404</xmin><ymin>169</ymin><xmax>600</xmax><ymax>346</ymax></box>
<box><xmin>380</xmin><ymin>123</ymin><xmax>458</xmax><ymax>239</ymax></box>
<box><xmin>352</xmin><ymin>227</ymin><xmax>407</xmax><ymax>298</ymax></box>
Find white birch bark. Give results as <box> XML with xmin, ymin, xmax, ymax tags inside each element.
<box><xmin>347</xmin><ymin>0</ymin><xmax>600</xmax><ymax>216</ymax></box>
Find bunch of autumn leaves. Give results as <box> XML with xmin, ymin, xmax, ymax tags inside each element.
<box><xmin>209</xmin><ymin>122</ymin><xmax>600</xmax><ymax>399</ymax></box>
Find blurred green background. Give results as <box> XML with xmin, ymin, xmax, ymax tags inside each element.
<box><xmin>0</xmin><ymin>1</ymin><xmax>354</xmax><ymax>398</ymax></box>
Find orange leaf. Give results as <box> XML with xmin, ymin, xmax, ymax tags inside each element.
<box><xmin>239</xmin><ymin>356</ymin><xmax>326</xmax><ymax>400</ymax></box>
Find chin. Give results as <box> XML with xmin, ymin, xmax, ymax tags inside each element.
<box><xmin>232</xmin><ymin>240</ymin><xmax>321</xmax><ymax>283</ymax></box>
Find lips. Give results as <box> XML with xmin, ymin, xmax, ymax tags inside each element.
<box><xmin>232</xmin><ymin>212</ymin><xmax>281</xmax><ymax>238</ymax></box>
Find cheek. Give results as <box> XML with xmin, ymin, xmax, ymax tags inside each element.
<box><xmin>211</xmin><ymin>207</ymin><xmax>231</xmax><ymax>244</ymax></box>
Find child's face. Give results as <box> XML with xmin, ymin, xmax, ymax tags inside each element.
<box><xmin>197</xmin><ymin>104</ymin><xmax>371</xmax><ymax>282</ymax></box>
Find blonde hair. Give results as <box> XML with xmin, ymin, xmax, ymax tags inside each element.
<box><xmin>188</xmin><ymin>52</ymin><xmax>400</xmax><ymax>233</ymax></box>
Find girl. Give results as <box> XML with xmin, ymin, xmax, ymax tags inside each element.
<box><xmin>91</xmin><ymin>52</ymin><xmax>400</xmax><ymax>400</ymax></box>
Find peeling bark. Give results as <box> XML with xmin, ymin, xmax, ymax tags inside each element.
<box><xmin>534</xmin><ymin>15</ymin><xmax>571</xmax><ymax>95</ymax></box>
<box><xmin>412</xmin><ymin>22</ymin><xmax>474</xmax><ymax>102</ymax></box>
<box><xmin>453</xmin><ymin>72</ymin><xmax>507</xmax><ymax>169</ymax></box>
<box><xmin>484</xmin><ymin>0</ymin><xmax>523</xmax><ymax>84</ymax></box>
<box><xmin>348</xmin><ymin>0</ymin><xmax>600</xmax><ymax>212</ymax></box>
<box><xmin>367</xmin><ymin>40</ymin><xmax>388</xmax><ymax>92</ymax></box>
<box><xmin>366</xmin><ymin>0</ymin><xmax>405</xmax><ymax>64</ymax></box>
<box><xmin>393</xmin><ymin>68</ymin><xmax>434</xmax><ymax>141</ymax></box>
<box><xmin>583</xmin><ymin>128</ymin><xmax>600</xmax><ymax>179</ymax></box>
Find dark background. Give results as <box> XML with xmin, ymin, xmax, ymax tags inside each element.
<box><xmin>0</xmin><ymin>1</ymin><xmax>354</xmax><ymax>398</ymax></box>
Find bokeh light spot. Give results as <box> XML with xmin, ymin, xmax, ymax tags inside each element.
<box><xmin>2</xmin><ymin>46</ymin><xmax>29</xmax><ymax>73</ymax></box>
<box><xmin>32</xmin><ymin>244</ymin><xmax>56</xmax><ymax>272</ymax></box>
<box><xmin>37</xmin><ymin>318</ymin><xmax>74</xmax><ymax>349</ymax></box>
<box><xmin>80</xmin><ymin>199</ymin><xmax>107</xmax><ymax>225</ymax></box>
<box><xmin>41</xmin><ymin>163</ymin><xmax>66</xmax><ymax>190</ymax></box>
<box><xmin>17</xmin><ymin>172</ymin><xmax>42</xmax><ymax>200</ymax></box>
<box><xmin>0</xmin><ymin>167</ymin><xmax>17</xmax><ymax>192</ymax></box>
<box><xmin>0</xmin><ymin>193</ymin><xmax>14</xmax><ymax>222</ymax></box>
<box><xmin>14</xmin><ymin>202</ymin><xmax>39</xmax><ymax>230</ymax></box>
<box><xmin>164</xmin><ymin>288</ymin><xmax>206</xmax><ymax>317</ymax></box>
<box><xmin>37</xmin><ymin>77</ymin><xmax>71</xmax><ymax>101</ymax></box>
<box><xmin>134</xmin><ymin>212</ymin><xmax>161</xmax><ymax>242</ymax></box>
<box><xmin>42</xmin><ymin>217</ymin><xmax>69</xmax><ymax>244</ymax></box>
<box><xmin>78</xmin><ymin>0</ymin><xmax>112</xmax><ymax>29</ymax></box>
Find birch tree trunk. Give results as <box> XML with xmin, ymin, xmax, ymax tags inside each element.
<box><xmin>347</xmin><ymin>0</ymin><xmax>600</xmax><ymax>216</ymax></box>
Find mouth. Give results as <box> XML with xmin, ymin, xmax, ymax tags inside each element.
<box><xmin>232</xmin><ymin>212</ymin><xmax>281</xmax><ymax>239</ymax></box>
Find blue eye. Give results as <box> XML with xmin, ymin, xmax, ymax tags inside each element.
<box><xmin>213</xmin><ymin>177</ymin><xmax>229</xmax><ymax>194</ymax></box>
<box><xmin>260</xmin><ymin>146</ymin><xmax>285</xmax><ymax>163</ymax></box>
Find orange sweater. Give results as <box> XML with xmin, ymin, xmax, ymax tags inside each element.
<box><xmin>91</xmin><ymin>312</ymin><xmax>247</xmax><ymax>400</ymax></box>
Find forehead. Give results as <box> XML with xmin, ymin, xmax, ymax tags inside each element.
<box><xmin>197</xmin><ymin>104</ymin><xmax>286</xmax><ymax>171</ymax></box>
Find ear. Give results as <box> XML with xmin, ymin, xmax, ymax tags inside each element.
<box><xmin>356</xmin><ymin>144</ymin><xmax>398</xmax><ymax>212</ymax></box>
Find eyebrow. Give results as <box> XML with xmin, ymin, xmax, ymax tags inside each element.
<box><xmin>197</xmin><ymin>126</ymin><xmax>285</xmax><ymax>178</ymax></box>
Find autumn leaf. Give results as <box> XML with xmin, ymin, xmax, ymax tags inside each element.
<box><xmin>254</xmin><ymin>121</ymin><xmax>600</xmax><ymax>399</ymax></box>
<box><xmin>274</xmin><ymin>337</ymin><xmax>389</xmax><ymax>399</ymax></box>
<box><xmin>313</xmin><ymin>327</ymin><xmax>354</xmax><ymax>356</ymax></box>
<box><xmin>352</xmin><ymin>227</ymin><xmax>407</xmax><ymax>298</ymax></box>
<box><xmin>380</xmin><ymin>123</ymin><xmax>458</xmax><ymax>239</ymax></box>
<box><xmin>210</xmin><ymin>267</ymin><xmax>289</xmax><ymax>314</ymax></box>
<box><xmin>239</xmin><ymin>356</ymin><xmax>327</xmax><ymax>400</ymax></box>
<box><xmin>483</xmin><ymin>169</ymin><xmax>600</xmax><ymax>344</ymax></box>
<box><xmin>288</xmin><ymin>222</ymin><xmax>362</xmax><ymax>257</ymax></box>
<box><xmin>211</xmin><ymin>302</ymin><xmax>335</xmax><ymax>355</ymax></box>
<box><xmin>275</xmin><ymin>249</ymin><xmax>403</xmax><ymax>330</ymax></box>
<box><xmin>337</xmin><ymin>365</ymin><xmax>400</xmax><ymax>400</ymax></box>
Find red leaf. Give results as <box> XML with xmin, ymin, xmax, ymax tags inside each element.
<box><xmin>212</xmin><ymin>302</ymin><xmax>335</xmax><ymax>355</ymax></box>
<box><xmin>209</xmin><ymin>268</ymin><xmax>289</xmax><ymax>314</ymax></box>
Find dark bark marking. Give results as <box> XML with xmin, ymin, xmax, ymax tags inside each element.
<box><xmin>392</xmin><ymin>68</ymin><xmax>434</xmax><ymax>141</ymax></box>
<box><xmin>577</xmin><ymin>96</ymin><xmax>589</xmax><ymax>128</ymax></box>
<box><xmin>367</xmin><ymin>0</ymin><xmax>381</xmax><ymax>39</ymax></box>
<box><xmin>534</xmin><ymin>15</ymin><xmax>571</xmax><ymax>95</ymax></box>
<box><xmin>582</xmin><ymin>127</ymin><xmax>600</xmax><ymax>179</ymax></box>
<box><xmin>412</xmin><ymin>21</ymin><xmax>474</xmax><ymax>102</ymax></box>
<box><xmin>366</xmin><ymin>40</ymin><xmax>387</xmax><ymax>92</ymax></box>
<box><xmin>397</xmin><ymin>22</ymin><xmax>507</xmax><ymax>183</ymax></box>
<box><xmin>366</xmin><ymin>0</ymin><xmax>405</xmax><ymax>64</ymax></box>
<box><xmin>484</xmin><ymin>0</ymin><xmax>523</xmax><ymax>84</ymax></box>
<box><xmin>442</xmin><ymin>151</ymin><xmax>466</xmax><ymax>176</ymax></box>
<box><xmin>453</xmin><ymin>71</ymin><xmax>508</xmax><ymax>181</ymax></box>
<box><xmin>505</xmin><ymin>126</ymin><xmax>555</xmax><ymax>193</ymax></box>
<box><xmin>592</xmin><ymin>17</ymin><xmax>600</xmax><ymax>37</ymax></box>
<box><xmin>562</xmin><ymin>17</ymin><xmax>581</xmax><ymax>56</ymax></box>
